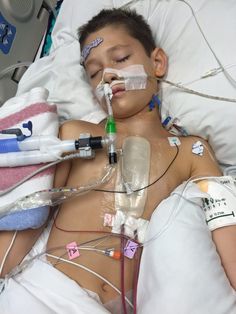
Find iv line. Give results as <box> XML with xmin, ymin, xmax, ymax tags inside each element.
<box><xmin>156</xmin><ymin>77</ymin><xmax>236</xmax><ymax>103</ymax></box>
<box><xmin>178</xmin><ymin>0</ymin><xmax>236</xmax><ymax>87</ymax></box>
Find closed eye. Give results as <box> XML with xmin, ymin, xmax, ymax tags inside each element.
<box><xmin>90</xmin><ymin>69</ymin><xmax>102</xmax><ymax>79</ymax></box>
<box><xmin>89</xmin><ymin>55</ymin><xmax>130</xmax><ymax>79</ymax></box>
<box><xmin>116</xmin><ymin>55</ymin><xmax>130</xmax><ymax>63</ymax></box>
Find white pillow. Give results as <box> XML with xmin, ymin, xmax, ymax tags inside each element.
<box><xmin>17</xmin><ymin>0</ymin><xmax>236</xmax><ymax>165</ymax></box>
<box><xmin>54</xmin><ymin>0</ymin><xmax>236</xmax><ymax>167</ymax></box>
<box><xmin>145</xmin><ymin>0</ymin><xmax>236</xmax><ymax>167</ymax></box>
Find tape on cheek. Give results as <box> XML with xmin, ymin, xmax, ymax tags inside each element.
<box><xmin>94</xmin><ymin>64</ymin><xmax>148</xmax><ymax>102</ymax></box>
<box><xmin>111</xmin><ymin>64</ymin><xmax>148</xmax><ymax>91</ymax></box>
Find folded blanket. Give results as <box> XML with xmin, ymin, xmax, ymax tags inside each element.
<box><xmin>0</xmin><ymin>87</ymin><xmax>58</xmax><ymax>230</ymax></box>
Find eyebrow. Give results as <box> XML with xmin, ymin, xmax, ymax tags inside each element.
<box><xmin>85</xmin><ymin>44</ymin><xmax>130</xmax><ymax>67</ymax></box>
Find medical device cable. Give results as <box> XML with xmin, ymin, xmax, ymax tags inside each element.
<box><xmin>120</xmin><ymin>226</ymin><xmax>128</xmax><ymax>314</ymax></box>
<box><xmin>0</xmin><ymin>162</ymin><xmax>115</xmax><ymax>219</ymax></box>
<box><xmin>0</xmin><ymin>153</ymin><xmax>79</xmax><ymax>196</ymax></box>
<box><xmin>4</xmin><ymin>230</ymin><xmax>135</xmax><ymax>309</ymax></box>
<box><xmin>46</xmin><ymin>253</ymin><xmax>133</xmax><ymax>309</ymax></box>
<box><xmin>178</xmin><ymin>0</ymin><xmax>236</xmax><ymax>87</ymax></box>
<box><xmin>51</xmin><ymin>216</ymin><xmax>140</xmax><ymax>312</ymax></box>
<box><xmin>0</xmin><ymin>230</ymin><xmax>17</xmax><ymax>277</ymax></box>
<box><xmin>132</xmin><ymin>239</ymin><xmax>142</xmax><ymax>314</ymax></box>
<box><xmin>155</xmin><ymin>77</ymin><xmax>236</xmax><ymax>103</ymax></box>
<box><xmin>140</xmin><ymin>173</ymin><xmax>226</xmax><ymax>249</ymax></box>
<box><xmin>94</xmin><ymin>143</ymin><xmax>179</xmax><ymax>194</ymax></box>
<box><xmin>133</xmin><ymin>171</ymin><xmax>230</xmax><ymax>249</ymax></box>
<box><xmin>6</xmin><ymin>225</ymin><xmax>135</xmax><ymax>309</ymax></box>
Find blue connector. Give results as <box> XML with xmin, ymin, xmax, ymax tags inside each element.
<box><xmin>0</xmin><ymin>138</ymin><xmax>20</xmax><ymax>153</ymax></box>
<box><xmin>0</xmin><ymin>121</ymin><xmax>33</xmax><ymax>153</ymax></box>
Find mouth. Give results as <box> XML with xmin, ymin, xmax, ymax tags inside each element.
<box><xmin>110</xmin><ymin>81</ymin><xmax>126</xmax><ymax>97</ymax></box>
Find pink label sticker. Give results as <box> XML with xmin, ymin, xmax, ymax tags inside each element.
<box><xmin>66</xmin><ymin>241</ymin><xmax>80</xmax><ymax>260</ymax></box>
<box><xmin>124</xmin><ymin>240</ymin><xmax>139</xmax><ymax>259</ymax></box>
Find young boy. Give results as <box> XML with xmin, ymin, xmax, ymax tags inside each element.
<box><xmin>48</xmin><ymin>7</ymin><xmax>236</xmax><ymax>308</ymax></box>
<box><xmin>1</xmin><ymin>8</ymin><xmax>236</xmax><ymax>314</ymax></box>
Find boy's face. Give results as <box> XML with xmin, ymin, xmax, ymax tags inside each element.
<box><xmin>83</xmin><ymin>25</ymin><xmax>161</xmax><ymax>119</ymax></box>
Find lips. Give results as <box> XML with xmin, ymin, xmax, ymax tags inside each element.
<box><xmin>110</xmin><ymin>82</ymin><xmax>125</xmax><ymax>96</ymax></box>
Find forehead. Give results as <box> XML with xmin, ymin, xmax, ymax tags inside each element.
<box><xmin>82</xmin><ymin>25</ymin><xmax>146</xmax><ymax>68</ymax></box>
<box><xmin>83</xmin><ymin>25</ymin><xmax>143</xmax><ymax>54</ymax></box>
<box><xmin>84</xmin><ymin>25</ymin><xmax>129</xmax><ymax>43</ymax></box>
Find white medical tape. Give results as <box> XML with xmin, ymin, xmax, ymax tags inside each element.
<box><xmin>199</xmin><ymin>176</ymin><xmax>236</xmax><ymax>231</ymax></box>
<box><xmin>111</xmin><ymin>210</ymin><xmax>149</xmax><ymax>243</ymax></box>
<box><xmin>95</xmin><ymin>64</ymin><xmax>147</xmax><ymax>102</ymax></box>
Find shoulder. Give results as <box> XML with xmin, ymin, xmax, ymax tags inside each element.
<box><xmin>180</xmin><ymin>136</ymin><xmax>222</xmax><ymax>178</ymax></box>
<box><xmin>60</xmin><ymin>120</ymin><xmax>104</xmax><ymax>140</ymax></box>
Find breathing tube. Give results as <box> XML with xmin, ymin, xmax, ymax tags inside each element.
<box><xmin>103</xmin><ymin>83</ymin><xmax>117</xmax><ymax>164</ymax></box>
<box><xmin>0</xmin><ymin>119</ymin><xmax>117</xmax><ymax>167</ymax></box>
<box><xmin>0</xmin><ymin>84</ymin><xmax>118</xmax><ymax>218</ymax></box>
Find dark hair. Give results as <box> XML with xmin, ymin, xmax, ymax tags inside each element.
<box><xmin>78</xmin><ymin>8</ymin><xmax>156</xmax><ymax>56</ymax></box>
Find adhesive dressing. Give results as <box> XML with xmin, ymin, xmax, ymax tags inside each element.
<box><xmin>112</xmin><ymin>136</ymin><xmax>150</xmax><ymax>242</ymax></box>
<box><xmin>95</xmin><ymin>64</ymin><xmax>147</xmax><ymax>102</ymax></box>
<box><xmin>197</xmin><ymin>176</ymin><xmax>236</xmax><ymax>231</ymax></box>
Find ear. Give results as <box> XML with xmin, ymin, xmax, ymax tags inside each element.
<box><xmin>151</xmin><ymin>47</ymin><xmax>168</xmax><ymax>77</ymax></box>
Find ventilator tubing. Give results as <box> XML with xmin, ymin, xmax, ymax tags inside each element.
<box><xmin>0</xmin><ymin>164</ymin><xmax>115</xmax><ymax>219</ymax></box>
<box><xmin>0</xmin><ymin>135</ymin><xmax>76</xmax><ymax>167</ymax></box>
<box><xmin>199</xmin><ymin>176</ymin><xmax>236</xmax><ymax>231</ymax></box>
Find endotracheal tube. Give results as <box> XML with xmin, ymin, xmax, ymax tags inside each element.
<box><xmin>103</xmin><ymin>83</ymin><xmax>117</xmax><ymax>164</ymax></box>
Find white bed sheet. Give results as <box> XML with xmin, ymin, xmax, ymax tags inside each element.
<box><xmin>1</xmin><ymin>181</ymin><xmax>236</xmax><ymax>314</ymax></box>
<box><xmin>8</xmin><ymin>0</ymin><xmax>236</xmax><ymax>312</ymax></box>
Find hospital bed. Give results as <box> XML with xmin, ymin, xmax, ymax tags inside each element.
<box><xmin>1</xmin><ymin>0</ymin><xmax>236</xmax><ymax>313</ymax></box>
<box><xmin>0</xmin><ymin>0</ymin><xmax>58</xmax><ymax>106</ymax></box>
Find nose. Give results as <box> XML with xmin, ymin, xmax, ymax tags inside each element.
<box><xmin>102</xmin><ymin>71</ymin><xmax>120</xmax><ymax>84</ymax></box>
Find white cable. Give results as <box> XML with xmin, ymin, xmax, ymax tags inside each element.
<box><xmin>158</xmin><ymin>77</ymin><xmax>236</xmax><ymax>103</ymax></box>
<box><xmin>0</xmin><ymin>230</ymin><xmax>17</xmax><ymax>277</ymax></box>
<box><xmin>0</xmin><ymin>152</ymin><xmax>82</xmax><ymax>196</ymax></box>
<box><xmin>141</xmin><ymin>173</ymin><xmax>230</xmax><ymax>248</ymax></box>
<box><xmin>178</xmin><ymin>0</ymin><xmax>236</xmax><ymax>87</ymax></box>
<box><xmin>141</xmin><ymin>174</ymin><xmax>219</xmax><ymax>248</ymax></box>
<box><xmin>46</xmin><ymin>253</ymin><xmax>134</xmax><ymax>309</ymax></box>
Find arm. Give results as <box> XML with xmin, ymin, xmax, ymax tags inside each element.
<box><xmin>191</xmin><ymin>137</ymin><xmax>236</xmax><ymax>290</ymax></box>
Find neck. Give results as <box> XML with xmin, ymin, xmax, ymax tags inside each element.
<box><xmin>114</xmin><ymin>108</ymin><xmax>169</xmax><ymax>140</ymax></box>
